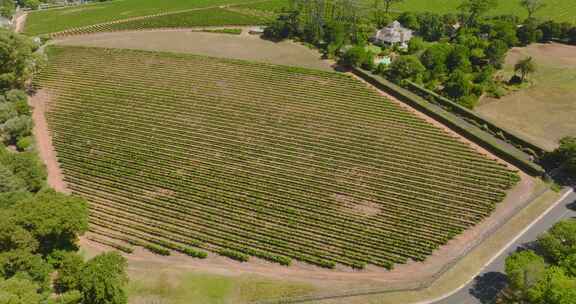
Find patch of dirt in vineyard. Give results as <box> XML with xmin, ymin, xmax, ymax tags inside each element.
<box><xmin>144</xmin><ymin>187</ymin><xmax>175</xmax><ymax>199</ymax></box>
<box><xmin>30</xmin><ymin>89</ymin><xmax>70</xmax><ymax>194</ymax></box>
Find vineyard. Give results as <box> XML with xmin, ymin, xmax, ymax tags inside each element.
<box><xmin>50</xmin><ymin>8</ymin><xmax>273</xmax><ymax>37</ymax></box>
<box><xmin>34</xmin><ymin>46</ymin><xmax>520</xmax><ymax>270</ymax></box>
<box><xmin>23</xmin><ymin>0</ymin><xmax>280</xmax><ymax>35</ymax></box>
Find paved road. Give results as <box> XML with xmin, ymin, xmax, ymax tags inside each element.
<box><xmin>434</xmin><ymin>189</ymin><xmax>576</xmax><ymax>304</ymax></box>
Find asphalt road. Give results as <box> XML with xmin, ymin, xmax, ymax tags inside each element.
<box><xmin>434</xmin><ymin>189</ymin><xmax>576</xmax><ymax>304</ymax></box>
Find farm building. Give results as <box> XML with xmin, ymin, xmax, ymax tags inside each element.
<box><xmin>373</xmin><ymin>21</ymin><xmax>413</xmax><ymax>48</ymax></box>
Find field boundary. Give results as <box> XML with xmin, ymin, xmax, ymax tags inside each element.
<box><xmin>44</xmin><ymin>0</ymin><xmax>272</xmax><ymax>38</ymax></box>
<box><xmin>405</xmin><ymin>81</ymin><xmax>548</xmax><ymax>157</ymax></box>
<box><xmin>351</xmin><ymin>68</ymin><xmax>545</xmax><ymax>177</ymax></box>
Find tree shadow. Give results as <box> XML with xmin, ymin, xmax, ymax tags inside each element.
<box><xmin>567</xmin><ymin>199</ymin><xmax>576</xmax><ymax>211</ymax></box>
<box><xmin>469</xmin><ymin>271</ymin><xmax>508</xmax><ymax>304</ymax></box>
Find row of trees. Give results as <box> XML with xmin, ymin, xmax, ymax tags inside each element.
<box><xmin>500</xmin><ymin>219</ymin><xmax>576</xmax><ymax>303</ymax></box>
<box><xmin>0</xmin><ymin>29</ymin><xmax>43</xmax><ymax>150</ymax></box>
<box><xmin>0</xmin><ymin>28</ymin><xmax>130</xmax><ymax>304</ymax></box>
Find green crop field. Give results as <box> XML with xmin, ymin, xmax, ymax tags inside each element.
<box><xmin>54</xmin><ymin>8</ymin><xmax>272</xmax><ymax>37</ymax></box>
<box><xmin>35</xmin><ymin>46</ymin><xmax>519</xmax><ymax>269</ymax></box>
<box><xmin>23</xmin><ymin>0</ymin><xmax>276</xmax><ymax>35</ymax></box>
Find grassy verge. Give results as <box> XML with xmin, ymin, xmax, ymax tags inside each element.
<box><xmin>127</xmin><ymin>271</ymin><xmax>316</xmax><ymax>304</ymax></box>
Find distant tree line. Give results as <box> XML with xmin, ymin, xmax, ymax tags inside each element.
<box><xmin>0</xmin><ymin>28</ymin><xmax>129</xmax><ymax>304</ymax></box>
<box><xmin>265</xmin><ymin>0</ymin><xmax>576</xmax><ymax>109</ymax></box>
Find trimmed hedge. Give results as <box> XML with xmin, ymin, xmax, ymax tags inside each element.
<box><xmin>404</xmin><ymin>81</ymin><xmax>547</xmax><ymax>157</ymax></box>
<box><xmin>352</xmin><ymin>68</ymin><xmax>545</xmax><ymax>177</ymax></box>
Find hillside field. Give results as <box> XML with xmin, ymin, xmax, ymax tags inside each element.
<box><xmin>23</xmin><ymin>0</ymin><xmax>279</xmax><ymax>35</ymax></box>
<box><xmin>35</xmin><ymin>46</ymin><xmax>519</xmax><ymax>270</ymax></box>
<box><xmin>24</xmin><ymin>0</ymin><xmax>576</xmax><ymax>36</ymax></box>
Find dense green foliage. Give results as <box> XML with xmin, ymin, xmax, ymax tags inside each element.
<box><xmin>0</xmin><ymin>29</ymin><xmax>128</xmax><ymax>304</ymax></box>
<box><xmin>545</xmin><ymin>137</ymin><xmax>576</xmax><ymax>178</ymax></box>
<box><xmin>80</xmin><ymin>252</ymin><xmax>129</xmax><ymax>304</ymax></box>
<box><xmin>35</xmin><ymin>45</ymin><xmax>519</xmax><ymax>269</ymax></box>
<box><xmin>501</xmin><ymin>220</ymin><xmax>576</xmax><ymax>304</ymax></box>
<box><xmin>0</xmin><ymin>29</ymin><xmax>42</xmax><ymax>92</ymax></box>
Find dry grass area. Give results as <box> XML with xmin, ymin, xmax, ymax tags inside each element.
<box><xmin>477</xmin><ymin>43</ymin><xmax>576</xmax><ymax>151</ymax></box>
<box><xmin>54</xmin><ymin>30</ymin><xmax>334</xmax><ymax>71</ymax></box>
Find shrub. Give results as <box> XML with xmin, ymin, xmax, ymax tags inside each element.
<box><xmin>182</xmin><ymin>247</ymin><xmax>207</xmax><ymax>259</ymax></box>
<box><xmin>386</xmin><ymin>55</ymin><xmax>425</xmax><ymax>82</ymax></box>
<box><xmin>0</xmin><ymin>103</ymin><xmax>17</xmax><ymax>124</ymax></box>
<box><xmin>144</xmin><ymin>244</ymin><xmax>170</xmax><ymax>256</ymax></box>
<box><xmin>16</xmin><ymin>136</ymin><xmax>33</xmax><ymax>151</ymax></box>
<box><xmin>218</xmin><ymin>248</ymin><xmax>249</xmax><ymax>262</ymax></box>
<box><xmin>2</xmin><ymin>115</ymin><xmax>33</xmax><ymax>144</ymax></box>
<box><xmin>339</xmin><ymin>46</ymin><xmax>373</xmax><ymax>68</ymax></box>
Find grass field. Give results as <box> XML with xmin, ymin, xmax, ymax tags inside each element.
<box><xmin>477</xmin><ymin>43</ymin><xmax>576</xmax><ymax>150</ymax></box>
<box><xmin>388</xmin><ymin>0</ymin><xmax>576</xmax><ymax>22</ymax></box>
<box><xmin>128</xmin><ymin>271</ymin><xmax>315</xmax><ymax>304</ymax></box>
<box><xmin>24</xmin><ymin>0</ymin><xmax>576</xmax><ymax>36</ymax></box>
<box><xmin>35</xmin><ymin>45</ymin><xmax>519</xmax><ymax>270</ymax></box>
<box><xmin>23</xmin><ymin>0</ymin><xmax>271</xmax><ymax>35</ymax></box>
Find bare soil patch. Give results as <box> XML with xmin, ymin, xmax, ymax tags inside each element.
<box><xmin>30</xmin><ymin>89</ymin><xmax>69</xmax><ymax>193</ymax></box>
<box><xmin>54</xmin><ymin>29</ymin><xmax>334</xmax><ymax>71</ymax></box>
<box><xmin>477</xmin><ymin>42</ymin><xmax>576</xmax><ymax>150</ymax></box>
<box><xmin>14</xmin><ymin>12</ymin><xmax>27</xmax><ymax>33</ymax></box>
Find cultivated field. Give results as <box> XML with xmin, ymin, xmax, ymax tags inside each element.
<box><xmin>50</xmin><ymin>7</ymin><xmax>273</xmax><ymax>36</ymax></box>
<box><xmin>477</xmin><ymin>43</ymin><xmax>576</xmax><ymax>150</ymax></box>
<box><xmin>35</xmin><ymin>45</ymin><xmax>520</xmax><ymax>270</ymax></box>
<box><xmin>55</xmin><ymin>30</ymin><xmax>333</xmax><ymax>71</ymax></box>
<box><xmin>23</xmin><ymin>0</ymin><xmax>276</xmax><ymax>35</ymax></box>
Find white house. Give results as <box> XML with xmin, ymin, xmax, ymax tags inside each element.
<box><xmin>373</xmin><ymin>21</ymin><xmax>413</xmax><ymax>49</ymax></box>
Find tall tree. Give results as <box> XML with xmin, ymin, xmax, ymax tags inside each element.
<box><xmin>520</xmin><ymin>0</ymin><xmax>545</xmax><ymax>19</ymax></box>
<box><xmin>79</xmin><ymin>252</ymin><xmax>128</xmax><ymax>304</ymax></box>
<box><xmin>459</xmin><ymin>0</ymin><xmax>498</xmax><ymax>27</ymax></box>
<box><xmin>0</xmin><ymin>29</ymin><xmax>43</xmax><ymax>91</ymax></box>
<box><xmin>514</xmin><ymin>56</ymin><xmax>536</xmax><ymax>82</ymax></box>
<box><xmin>504</xmin><ymin>250</ymin><xmax>547</xmax><ymax>302</ymax></box>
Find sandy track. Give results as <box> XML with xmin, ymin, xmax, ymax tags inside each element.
<box><xmin>14</xmin><ymin>12</ymin><xmax>27</xmax><ymax>33</ymax></box>
<box><xmin>30</xmin><ymin>89</ymin><xmax>69</xmax><ymax>193</ymax></box>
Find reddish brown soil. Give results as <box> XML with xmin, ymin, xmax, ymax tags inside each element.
<box><xmin>30</xmin><ymin>89</ymin><xmax>70</xmax><ymax>193</ymax></box>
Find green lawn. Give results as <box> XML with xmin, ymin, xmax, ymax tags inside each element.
<box><xmin>23</xmin><ymin>0</ymin><xmax>275</xmax><ymax>35</ymax></box>
<box><xmin>386</xmin><ymin>0</ymin><xmax>576</xmax><ymax>22</ymax></box>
